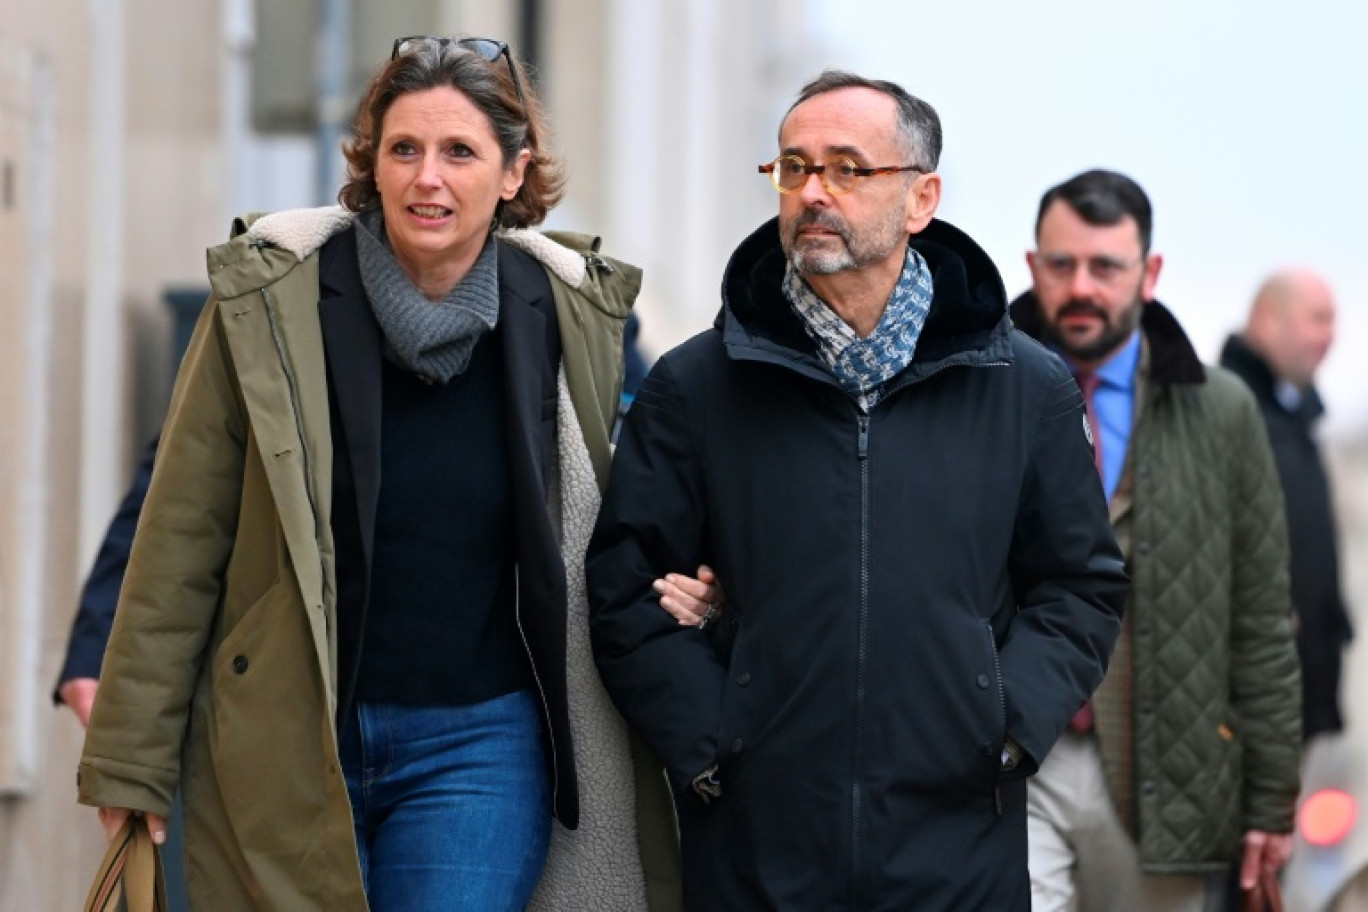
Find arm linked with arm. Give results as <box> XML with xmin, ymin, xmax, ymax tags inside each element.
<box><xmin>587</xmin><ymin>358</ymin><xmax>731</xmax><ymax>798</ymax></box>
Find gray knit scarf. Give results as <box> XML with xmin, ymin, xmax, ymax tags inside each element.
<box><xmin>354</xmin><ymin>210</ymin><xmax>501</xmax><ymax>384</ymax></box>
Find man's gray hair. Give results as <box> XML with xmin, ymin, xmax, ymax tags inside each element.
<box><xmin>784</xmin><ymin>70</ymin><xmax>942</xmax><ymax>172</ymax></box>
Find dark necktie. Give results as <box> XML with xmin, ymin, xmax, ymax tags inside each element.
<box><xmin>1067</xmin><ymin>370</ymin><xmax>1104</xmax><ymax>733</ymax></box>
<box><xmin>1075</xmin><ymin>370</ymin><xmax>1104</xmax><ymax>477</ymax></box>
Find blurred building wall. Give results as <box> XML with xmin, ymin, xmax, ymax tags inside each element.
<box><xmin>0</xmin><ymin>1</ymin><xmax>824</xmax><ymax>907</ymax></box>
<box><xmin>545</xmin><ymin>0</ymin><xmax>820</xmax><ymax>354</ymax></box>
<box><xmin>0</xmin><ymin>2</ymin><xmax>226</xmax><ymax>909</ymax></box>
<box><xmin>1327</xmin><ymin>436</ymin><xmax>1368</xmax><ymax>738</ymax></box>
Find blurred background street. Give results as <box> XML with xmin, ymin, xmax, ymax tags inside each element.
<box><xmin>1</xmin><ymin>1</ymin><xmax>1364</xmax><ymax>907</ymax></box>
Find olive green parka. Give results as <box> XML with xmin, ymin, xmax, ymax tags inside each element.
<box><xmin>78</xmin><ymin>207</ymin><xmax>680</xmax><ymax>910</ymax></box>
<box><xmin>1013</xmin><ymin>294</ymin><xmax>1302</xmax><ymax>871</ymax></box>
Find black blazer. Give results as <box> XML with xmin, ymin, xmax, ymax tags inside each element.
<box><xmin>317</xmin><ymin>231</ymin><xmax>584</xmax><ymax>825</ymax></box>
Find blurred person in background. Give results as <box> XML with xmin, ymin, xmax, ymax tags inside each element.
<box><xmin>1221</xmin><ymin>270</ymin><xmax>1352</xmax><ymax>742</ymax></box>
<box><xmin>55</xmin><ymin>436</ymin><xmax>189</xmax><ymax>911</ymax></box>
<box><xmin>589</xmin><ymin>71</ymin><xmax>1127</xmax><ymax>911</ymax></box>
<box><xmin>1011</xmin><ymin>169</ymin><xmax>1302</xmax><ymax>912</ymax></box>
<box><xmin>75</xmin><ymin>35</ymin><xmax>708</xmax><ymax>911</ymax></box>
<box><xmin>55</xmin><ymin>437</ymin><xmax>157</xmax><ymax>728</ymax></box>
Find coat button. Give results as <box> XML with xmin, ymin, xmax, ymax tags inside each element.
<box><xmin>737</xmin><ymin>672</ymin><xmax>752</xmax><ymax>686</ymax></box>
<box><xmin>232</xmin><ymin>655</ymin><xmax>249</xmax><ymax>674</ymax></box>
<box><xmin>1142</xmin><ymin>780</ymin><xmax>1157</xmax><ymax>796</ymax></box>
<box><xmin>731</xmin><ymin>739</ymin><xmax>745</xmax><ymax>755</ymax></box>
<box><xmin>976</xmin><ymin>674</ymin><xmax>991</xmax><ymax>689</ymax></box>
<box><xmin>1137</xmin><ymin>541</ymin><xmax>1152</xmax><ymax>555</ymax></box>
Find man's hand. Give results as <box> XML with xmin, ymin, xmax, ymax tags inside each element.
<box><xmin>58</xmin><ymin>677</ymin><xmax>100</xmax><ymax>728</ymax></box>
<box><xmin>654</xmin><ymin>565</ymin><xmax>724</xmax><ymax>628</ymax></box>
<box><xmin>97</xmin><ymin>807</ymin><xmax>168</xmax><ymax>845</ymax></box>
<box><xmin>1239</xmin><ymin>829</ymin><xmax>1293</xmax><ymax>890</ymax></box>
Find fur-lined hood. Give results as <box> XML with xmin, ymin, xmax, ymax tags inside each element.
<box><xmin>206</xmin><ymin>204</ymin><xmax>615</xmax><ymax>304</ymax></box>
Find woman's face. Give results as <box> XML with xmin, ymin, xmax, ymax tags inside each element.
<box><xmin>374</xmin><ymin>86</ymin><xmax>529</xmax><ymax>281</ymax></box>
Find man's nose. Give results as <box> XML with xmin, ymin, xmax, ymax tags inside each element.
<box><xmin>1069</xmin><ymin>263</ymin><xmax>1100</xmax><ymax>299</ymax></box>
<box><xmin>797</xmin><ymin>170</ymin><xmax>832</xmax><ymax>206</ymax></box>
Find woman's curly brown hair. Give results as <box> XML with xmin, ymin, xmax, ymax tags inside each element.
<box><xmin>338</xmin><ymin>39</ymin><xmax>564</xmax><ymax>229</ymax></box>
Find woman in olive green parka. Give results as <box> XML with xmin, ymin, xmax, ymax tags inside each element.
<box><xmin>78</xmin><ymin>38</ymin><xmax>681</xmax><ymax>911</ymax></box>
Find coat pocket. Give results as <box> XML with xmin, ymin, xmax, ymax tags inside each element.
<box><xmin>880</xmin><ymin>612</ymin><xmax>1007</xmax><ymax>792</ymax></box>
<box><xmin>207</xmin><ymin>580</ymin><xmax>333</xmax><ymax>855</ymax></box>
<box><xmin>981</xmin><ymin>620</ymin><xmax>1008</xmax><ymax>747</ymax></box>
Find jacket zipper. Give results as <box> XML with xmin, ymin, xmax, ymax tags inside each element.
<box><xmin>852</xmin><ymin>412</ymin><xmax>871</xmax><ymax>907</ymax></box>
<box><xmin>513</xmin><ymin>570</ymin><xmax>561</xmax><ymax>813</ymax></box>
<box><xmin>982</xmin><ymin>620</ymin><xmax>1007</xmax><ymax>735</ymax></box>
<box><xmin>984</xmin><ymin>619</ymin><xmax>1007</xmax><ymax>815</ymax></box>
<box><xmin>262</xmin><ymin>288</ymin><xmax>329</xmax><ymax>643</ymax></box>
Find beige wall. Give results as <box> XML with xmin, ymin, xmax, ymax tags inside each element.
<box><xmin>0</xmin><ymin>1</ymin><xmax>226</xmax><ymax>908</ymax></box>
<box><xmin>0</xmin><ymin>4</ymin><xmax>100</xmax><ymax>906</ymax></box>
<box><xmin>0</xmin><ymin>2</ymin><xmax>823</xmax><ymax>907</ymax></box>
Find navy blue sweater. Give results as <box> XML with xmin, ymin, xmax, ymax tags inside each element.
<box><xmin>354</xmin><ymin>325</ymin><xmax>532</xmax><ymax>706</ymax></box>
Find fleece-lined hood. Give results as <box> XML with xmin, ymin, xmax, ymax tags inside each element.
<box><xmin>718</xmin><ymin>216</ymin><xmax>1014</xmax><ymax>378</ymax></box>
<box><xmin>205</xmin><ymin>205</ymin><xmax>624</xmax><ymax>306</ymax></box>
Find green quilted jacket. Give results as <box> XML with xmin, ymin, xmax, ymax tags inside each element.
<box><xmin>1013</xmin><ymin>296</ymin><xmax>1302</xmax><ymax>872</ymax></box>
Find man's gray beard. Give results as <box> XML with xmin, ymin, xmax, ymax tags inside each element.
<box><xmin>782</xmin><ymin>205</ymin><xmax>907</xmax><ymax>277</ymax></box>
<box><xmin>791</xmin><ymin>242</ymin><xmax>855</xmax><ymax>275</ymax></box>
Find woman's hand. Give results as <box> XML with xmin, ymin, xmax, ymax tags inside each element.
<box><xmin>654</xmin><ymin>565</ymin><xmax>724</xmax><ymax>629</ymax></box>
<box><xmin>97</xmin><ymin>807</ymin><xmax>168</xmax><ymax>845</ymax></box>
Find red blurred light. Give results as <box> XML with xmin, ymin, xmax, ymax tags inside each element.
<box><xmin>1300</xmin><ymin>789</ymin><xmax>1357</xmax><ymax>847</ymax></box>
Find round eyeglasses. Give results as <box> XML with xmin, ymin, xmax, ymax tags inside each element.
<box><xmin>1033</xmin><ymin>252</ymin><xmax>1144</xmax><ymax>286</ymax></box>
<box><xmin>759</xmin><ymin>154</ymin><xmax>925</xmax><ymax>196</ymax></box>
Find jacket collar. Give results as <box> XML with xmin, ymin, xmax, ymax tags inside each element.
<box><xmin>317</xmin><ymin>231</ymin><xmax>558</xmax><ymax>531</ymax></box>
<box><xmin>719</xmin><ymin>217</ymin><xmax>1014</xmax><ymax>380</ymax></box>
<box><xmin>1219</xmin><ymin>333</ymin><xmax>1325</xmax><ymax>422</ymax></box>
<box><xmin>215</xmin><ymin>205</ymin><xmax>592</xmax><ymax>299</ymax></box>
<box><xmin>1008</xmin><ymin>291</ymin><xmax>1207</xmax><ymax>386</ymax></box>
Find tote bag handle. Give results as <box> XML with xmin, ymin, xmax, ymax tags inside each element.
<box><xmin>83</xmin><ymin>815</ymin><xmax>168</xmax><ymax>912</ymax></box>
<box><xmin>1241</xmin><ymin>869</ymin><xmax>1284</xmax><ymax>912</ymax></box>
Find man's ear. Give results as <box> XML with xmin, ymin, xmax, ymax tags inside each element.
<box><xmin>1142</xmin><ymin>252</ymin><xmax>1164</xmax><ymax>301</ymax></box>
<box><xmin>906</xmin><ymin>173</ymin><xmax>942</xmax><ymax>234</ymax></box>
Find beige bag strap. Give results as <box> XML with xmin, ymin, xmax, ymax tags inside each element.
<box><xmin>1241</xmin><ymin>869</ymin><xmax>1285</xmax><ymax>912</ymax></box>
<box><xmin>84</xmin><ymin>816</ymin><xmax>167</xmax><ymax>912</ymax></box>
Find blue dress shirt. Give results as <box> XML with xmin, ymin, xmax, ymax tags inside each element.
<box><xmin>1064</xmin><ymin>331</ymin><xmax>1140</xmax><ymax>501</ymax></box>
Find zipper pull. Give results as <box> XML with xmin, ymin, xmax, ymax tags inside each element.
<box><xmin>857</xmin><ymin>415</ymin><xmax>870</xmax><ymax>459</ymax></box>
<box><xmin>585</xmin><ymin>253</ymin><xmax>615</xmax><ymax>275</ymax></box>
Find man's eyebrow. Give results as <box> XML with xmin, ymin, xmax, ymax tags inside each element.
<box><xmin>780</xmin><ymin>143</ymin><xmax>868</xmax><ymax>159</ymax></box>
<box><xmin>825</xmin><ymin>144</ymin><xmax>866</xmax><ymax>159</ymax></box>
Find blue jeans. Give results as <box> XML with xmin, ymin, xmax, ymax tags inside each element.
<box><xmin>339</xmin><ymin>691</ymin><xmax>552</xmax><ymax>911</ymax></box>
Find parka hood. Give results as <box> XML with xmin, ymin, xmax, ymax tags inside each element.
<box><xmin>206</xmin><ymin>205</ymin><xmax>626</xmax><ymax>308</ymax></box>
<box><xmin>719</xmin><ymin>216</ymin><xmax>1013</xmax><ymax>371</ymax></box>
